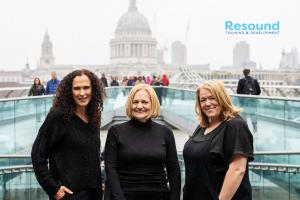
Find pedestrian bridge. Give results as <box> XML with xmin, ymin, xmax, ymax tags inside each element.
<box><xmin>0</xmin><ymin>87</ymin><xmax>300</xmax><ymax>199</ymax></box>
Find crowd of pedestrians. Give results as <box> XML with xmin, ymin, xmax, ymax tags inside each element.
<box><xmin>99</xmin><ymin>74</ymin><xmax>170</xmax><ymax>88</ymax></box>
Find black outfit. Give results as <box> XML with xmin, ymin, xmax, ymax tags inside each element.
<box><xmin>31</xmin><ymin>107</ymin><xmax>102</xmax><ymax>200</ymax></box>
<box><xmin>28</xmin><ymin>84</ymin><xmax>45</xmax><ymax>96</ymax></box>
<box><xmin>104</xmin><ymin>118</ymin><xmax>181</xmax><ymax>200</ymax></box>
<box><xmin>152</xmin><ymin>80</ymin><xmax>162</xmax><ymax>105</ymax></box>
<box><xmin>101</xmin><ymin>77</ymin><xmax>108</xmax><ymax>87</ymax></box>
<box><xmin>183</xmin><ymin>115</ymin><xmax>253</xmax><ymax>200</ymax></box>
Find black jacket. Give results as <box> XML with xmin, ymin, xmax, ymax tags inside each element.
<box><xmin>28</xmin><ymin>84</ymin><xmax>45</xmax><ymax>96</ymax></box>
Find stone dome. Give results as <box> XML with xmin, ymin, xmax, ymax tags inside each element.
<box><xmin>115</xmin><ymin>1</ymin><xmax>151</xmax><ymax>34</ymax></box>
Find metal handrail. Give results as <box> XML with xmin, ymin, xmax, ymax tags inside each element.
<box><xmin>2</xmin><ymin>86</ymin><xmax>300</xmax><ymax>102</ymax></box>
<box><xmin>249</xmin><ymin>163</ymin><xmax>300</xmax><ymax>173</ymax></box>
<box><xmin>2</xmin><ymin>150</ymin><xmax>299</xmax><ymax>159</ymax></box>
<box><xmin>0</xmin><ymin>165</ymin><xmax>33</xmax><ymax>175</ymax></box>
<box><xmin>254</xmin><ymin>151</ymin><xmax>300</xmax><ymax>155</ymax></box>
<box><xmin>177</xmin><ymin>151</ymin><xmax>300</xmax><ymax>156</ymax></box>
<box><xmin>0</xmin><ymin>155</ymin><xmax>32</xmax><ymax>158</ymax></box>
<box><xmin>1</xmin><ymin>162</ymin><xmax>300</xmax><ymax>175</ymax></box>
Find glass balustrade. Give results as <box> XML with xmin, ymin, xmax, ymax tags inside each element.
<box><xmin>0</xmin><ymin>170</ymin><xmax>48</xmax><ymax>200</ymax></box>
<box><xmin>1</xmin><ymin>87</ymin><xmax>300</xmax><ymax>199</ymax></box>
<box><xmin>1</xmin><ymin>87</ymin><xmax>300</xmax><ymax>154</ymax></box>
<box><xmin>0</xmin><ymin>156</ymin><xmax>31</xmax><ymax>167</ymax></box>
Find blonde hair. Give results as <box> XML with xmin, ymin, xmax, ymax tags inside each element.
<box><xmin>195</xmin><ymin>80</ymin><xmax>240</xmax><ymax>128</ymax></box>
<box><xmin>125</xmin><ymin>84</ymin><xmax>160</xmax><ymax>119</ymax></box>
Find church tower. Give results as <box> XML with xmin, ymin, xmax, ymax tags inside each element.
<box><xmin>39</xmin><ymin>31</ymin><xmax>55</xmax><ymax>68</ymax></box>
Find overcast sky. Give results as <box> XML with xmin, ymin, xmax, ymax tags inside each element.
<box><xmin>0</xmin><ymin>0</ymin><xmax>299</xmax><ymax>71</ymax></box>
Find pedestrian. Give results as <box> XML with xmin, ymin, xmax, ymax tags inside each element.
<box><xmin>110</xmin><ymin>76</ymin><xmax>119</xmax><ymax>86</ymax></box>
<box><xmin>31</xmin><ymin>69</ymin><xmax>105</xmax><ymax>200</ymax></box>
<box><xmin>28</xmin><ymin>77</ymin><xmax>45</xmax><ymax>96</ymax></box>
<box><xmin>101</xmin><ymin>73</ymin><xmax>108</xmax><ymax>87</ymax></box>
<box><xmin>152</xmin><ymin>75</ymin><xmax>162</xmax><ymax>105</ymax></box>
<box><xmin>237</xmin><ymin>68</ymin><xmax>261</xmax><ymax>133</ymax></box>
<box><xmin>46</xmin><ymin>71</ymin><xmax>60</xmax><ymax>95</ymax></box>
<box><xmin>183</xmin><ymin>80</ymin><xmax>253</xmax><ymax>200</ymax></box>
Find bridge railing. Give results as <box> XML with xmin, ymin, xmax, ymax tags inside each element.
<box><xmin>1</xmin><ymin>153</ymin><xmax>300</xmax><ymax>200</ymax></box>
<box><xmin>0</xmin><ymin>87</ymin><xmax>300</xmax><ymax>155</ymax></box>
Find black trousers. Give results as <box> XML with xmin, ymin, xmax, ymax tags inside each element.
<box><xmin>124</xmin><ymin>191</ymin><xmax>169</xmax><ymax>200</ymax></box>
<box><xmin>50</xmin><ymin>188</ymin><xmax>103</xmax><ymax>200</ymax></box>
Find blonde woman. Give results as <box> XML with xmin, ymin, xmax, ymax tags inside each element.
<box><xmin>183</xmin><ymin>80</ymin><xmax>253</xmax><ymax>200</ymax></box>
<box><xmin>104</xmin><ymin>84</ymin><xmax>181</xmax><ymax>200</ymax></box>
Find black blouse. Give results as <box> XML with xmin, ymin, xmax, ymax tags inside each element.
<box><xmin>104</xmin><ymin>118</ymin><xmax>181</xmax><ymax>200</ymax></box>
<box><xmin>183</xmin><ymin>115</ymin><xmax>253</xmax><ymax>200</ymax></box>
<box><xmin>31</xmin><ymin>107</ymin><xmax>102</xmax><ymax>197</ymax></box>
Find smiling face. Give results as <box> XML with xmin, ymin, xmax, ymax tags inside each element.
<box><xmin>199</xmin><ymin>88</ymin><xmax>222</xmax><ymax>123</ymax></box>
<box><xmin>131</xmin><ymin>89</ymin><xmax>152</xmax><ymax>122</ymax></box>
<box><xmin>72</xmin><ymin>74</ymin><xmax>92</xmax><ymax>110</ymax></box>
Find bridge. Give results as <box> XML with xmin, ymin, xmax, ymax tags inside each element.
<box><xmin>0</xmin><ymin>86</ymin><xmax>300</xmax><ymax>199</ymax></box>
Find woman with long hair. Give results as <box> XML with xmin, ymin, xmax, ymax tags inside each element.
<box><xmin>31</xmin><ymin>69</ymin><xmax>105</xmax><ymax>200</ymax></box>
<box><xmin>183</xmin><ymin>80</ymin><xmax>253</xmax><ymax>200</ymax></box>
<box><xmin>28</xmin><ymin>77</ymin><xmax>45</xmax><ymax>96</ymax></box>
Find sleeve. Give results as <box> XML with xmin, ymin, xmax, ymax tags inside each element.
<box><xmin>45</xmin><ymin>82</ymin><xmax>49</xmax><ymax>95</ymax></box>
<box><xmin>104</xmin><ymin>125</ymin><xmax>126</xmax><ymax>200</ymax></box>
<box><xmin>165</xmin><ymin>128</ymin><xmax>181</xmax><ymax>200</ymax></box>
<box><xmin>236</xmin><ymin>79</ymin><xmax>243</xmax><ymax>94</ymax></box>
<box><xmin>254</xmin><ymin>79</ymin><xmax>261</xmax><ymax>95</ymax></box>
<box><xmin>31</xmin><ymin>109</ymin><xmax>63</xmax><ymax>196</ymax></box>
<box><xmin>28</xmin><ymin>86</ymin><xmax>33</xmax><ymax>96</ymax></box>
<box><xmin>223</xmin><ymin>117</ymin><xmax>254</xmax><ymax>164</ymax></box>
<box><xmin>42</xmin><ymin>85</ymin><xmax>46</xmax><ymax>95</ymax></box>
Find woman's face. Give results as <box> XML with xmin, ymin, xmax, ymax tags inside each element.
<box><xmin>72</xmin><ymin>74</ymin><xmax>92</xmax><ymax>109</ymax></box>
<box><xmin>34</xmin><ymin>79</ymin><xmax>40</xmax><ymax>85</ymax></box>
<box><xmin>199</xmin><ymin>88</ymin><xmax>222</xmax><ymax>122</ymax></box>
<box><xmin>131</xmin><ymin>89</ymin><xmax>152</xmax><ymax>122</ymax></box>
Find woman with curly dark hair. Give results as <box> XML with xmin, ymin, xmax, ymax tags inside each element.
<box><xmin>31</xmin><ymin>69</ymin><xmax>105</xmax><ymax>200</ymax></box>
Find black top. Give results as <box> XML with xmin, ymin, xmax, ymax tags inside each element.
<box><xmin>183</xmin><ymin>115</ymin><xmax>253</xmax><ymax>200</ymax></box>
<box><xmin>31</xmin><ymin>107</ymin><xmax>102</xmax><ymax>197</ymax></box>
<box><xmin>104</xmin><ymin>118</ymin><xmax>181</xmax><ymax>200</ymax></box>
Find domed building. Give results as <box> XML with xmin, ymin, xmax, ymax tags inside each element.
<box><xmin>110</xmin><ymin>0</ymin><xmax>157</xmax><ymax>65</ymax></box>
<box><xmin>7</xmin><ymin>0</ymin><xmax>210</xmax><ymax>85</ymax></box>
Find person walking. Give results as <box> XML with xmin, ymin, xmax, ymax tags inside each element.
<box><xmin>101</xmin><ymin>73</ymin><xmax>108</xmax><ymax>87</ymax></box>
<box><xmin>237</xmin><ymin>68</ymin><xmax>261</xmax><ymax>133</ymax></box>
<box><xmin>46</xmin><ymin>71</ymin><xmax>60</xmax><ymax>95</ymax></box>
<box><xmin>28</xmin><ymin>77</ymin><xmax>45</xmax><ymax>96</ymax></box>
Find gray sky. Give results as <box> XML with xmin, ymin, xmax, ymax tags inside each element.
<box><xmin>0</xmin><ymin>0</ymin><xmax>299</xmax><ymax>71</ymax></box>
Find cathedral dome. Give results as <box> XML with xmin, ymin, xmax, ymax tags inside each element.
<box><xmin>115</xmin><ymin>0</ymin><xmax>151</xmax><ymax>34</ymax></box>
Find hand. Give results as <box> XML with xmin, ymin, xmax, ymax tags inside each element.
<box><xmin>54</xmin><ymin>186</ymin><xmax>73</xmax><ymax>200</ymax></box>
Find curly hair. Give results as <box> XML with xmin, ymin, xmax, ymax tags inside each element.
<box><xmin>51</xmin><ymin>69</ymin><xmax>105</xmax><ymax>129</ymax></box>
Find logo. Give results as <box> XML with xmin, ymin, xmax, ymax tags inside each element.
<box><xmin>225</xmin><ymin>21</ymin><xmax>280</xmax><ymax>35</ymax></box>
